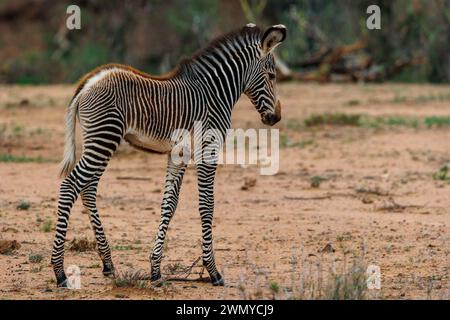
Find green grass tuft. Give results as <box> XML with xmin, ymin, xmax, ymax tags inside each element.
<box><xmin>425</xmin><ymin>116</ymin><xmax>450</xmax><ymax>128</ymax></box>
<box><xmin>433</xmin><ymin>165</ymin><xmax>449</xmax><ymax>181</ymax></box>
<box><xmin>29</xmin><ymin>253</ymin><xmax>43</xmax><ymax>263</ymax></box>
<box><xmin>310</xmin><ymin>175</ymin><xmax>326</xmax><ymax>188</ymax></box>
<box><xmin>17</xmin><ymin>200</ymin><xmax>30</xmax><ymax>210</ymax></box>
<box><xmin>0</xmin><ymin>154</ymin><xmax>48</xmax><ymax>163</ymax></box>
<box><xmin>345</xmin><ymin>99</ymin><xmax>361</xmax><ymax>106</ymax></box>
<box><xmin>304</xmin><ymin>113</ymin><xmax>361</xmax><ymax>127</ymax></box>
<box><xmin>41</xmin><ymin>219</ymin><xmax>53</xmax><ymax>233</ymax></box>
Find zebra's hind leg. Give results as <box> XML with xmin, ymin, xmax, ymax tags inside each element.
<box><xmin>196</xmin><ymin>163</ymin><xmax>224</xmax><ymax>286</ymax></box>
<box><xmin>51</xmin><ymin>174</ymin><xmax>80</xmax><ymax>287</ymax></box>
<box><xmin>52</xmin><ymin>116</ymin><xmax>123</xmax><ymax>287</ymax></box>
<box><xmin>150</xmin><ymin>156</ymin><xmax>187</xmax><ymax>282</ymax></box>
<box><xmin>51</xmin><ymin>157</ymin><xmax>100</xmax><ymax>287</ymax></box>
<box><xmin>80</xmin><ymin>173</ymin><xmax>115</xmax><ymax>277</ymax></box>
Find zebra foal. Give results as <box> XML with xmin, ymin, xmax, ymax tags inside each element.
<box><xmin>52</xmin><ymin>24</ymin><xmax>287</xmax><ymax>287</ymax></box>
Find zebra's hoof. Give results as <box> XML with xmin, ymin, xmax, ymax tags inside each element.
<box><xmin>56</xmin><ymin>278</ymin><xmax>68</xmax><ymax>288</ymax></box>
<box><xmin>102</xmin><ymin>263</ymin><xmax>115</xmax><ymax>277</ymax></box>
<box><xmin>211</xmin><ymin>273</ymin><xmax>225</xmax><ymax>286</ymax></box>
<box><xmin>150</xmin><ymin>272</ymin><xmax>161</xmax><ymax>282</ymax></box>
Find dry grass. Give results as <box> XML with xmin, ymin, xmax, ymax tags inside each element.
<box><xmin>68</xmin><ymin>237</ymin><xmax>97</xmax><ymax>252</ymax></box>
<box><xmin>112</xmin><ymin>270</ymin><xmax>150</xmax><ymax>289</ymax></box>
<box><xmin>0</xmin><ymin>240</ymin><xmax>21</xmax><ymax>255</ymax></box>
<box><xmin>226</xmin><ymin>246</ymin><xmax>374</xmax><ymax>300</ymax></box>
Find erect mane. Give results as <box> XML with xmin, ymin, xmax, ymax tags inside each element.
<box><xmin>178</xmin><ymin>25</ymin><xmax>263</xmax><ymax>70</ymax></box>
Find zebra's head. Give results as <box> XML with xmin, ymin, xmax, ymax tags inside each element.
<box><xmin>244</xmin><ymin>24</ymin><xmax>287</xmax><ymax>126</ymax></box>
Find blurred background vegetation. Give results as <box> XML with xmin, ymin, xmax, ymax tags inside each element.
<box><xmin>0</xmin><ymin>0</ymin><xmax>448</xmax><ymax>84</ymax></box>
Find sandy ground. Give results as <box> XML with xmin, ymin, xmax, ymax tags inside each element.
<box><xmin>0</xmin><ymin>83</ymin><xmax>449</xmax><ymax>300</ymax></box>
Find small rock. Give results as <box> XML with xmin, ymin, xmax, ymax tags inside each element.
<box><xmin>241</xmin><ymin>177</ymin><xmax>257</xmax><ymax>190</ymax></box>
<box><xmin>19</xmin><ymin>99</ymin><xmax>29</xmax><ymax>106</ymax></box>
<box><xmin>361</xmin><ymin>197</ymin><xmax>373</xmax><ymax>204</ymax></box>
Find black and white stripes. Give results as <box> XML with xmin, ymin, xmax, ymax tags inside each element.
<box><xmin>51</xmin><ymin>24</ymin><xmax>286</xmax><ymax>287</ymax></box>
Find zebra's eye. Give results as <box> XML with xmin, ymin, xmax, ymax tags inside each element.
<box><xmin>268</xmin><ymin>72</ymin><xmax>276</xmax><ymax>80</ymax></box>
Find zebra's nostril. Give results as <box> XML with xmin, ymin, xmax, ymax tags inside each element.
<box><xmin>262</xmin><ymin>113</ymin><xmax>280</xmax><ymax>126</ymax></box>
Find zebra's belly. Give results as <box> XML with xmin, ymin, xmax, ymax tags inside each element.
<box><xmin>124</xmin><ymin>132</ymin><xmax>173</xmax><ymax>154</ymax></box>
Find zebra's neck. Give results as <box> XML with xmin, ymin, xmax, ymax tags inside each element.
<box><xmin>177</xmin><ymin>35</ymin><xmax>261</xmax><ymax>113</ymax></box>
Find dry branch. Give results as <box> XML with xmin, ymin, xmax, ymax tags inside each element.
<box><xmin>276</xmin><ymin>37</ymin><xmax>424</xmax><ymax>83</ymax></box>
<box><xmin>116</xmin><ymin>176</ymin><xmax>152</xmax><ymax>181</ymax></box>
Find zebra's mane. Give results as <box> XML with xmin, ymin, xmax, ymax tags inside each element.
<box><xmin>179</xmin><ymin>25</ymin><xmax>263</xmax><ymax>71</ymax></box>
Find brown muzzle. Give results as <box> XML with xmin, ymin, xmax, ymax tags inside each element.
<box><xmin>262</xmin><ymin>100</ymin><xmax>281</xmax><ymax>126</ymax></box>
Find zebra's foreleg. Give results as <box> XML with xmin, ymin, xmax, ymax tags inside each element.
<box><xmin>80</xmin><ymin>174</ymin><xmax>115</xmax><ymax>277</ymax></box>
<box><xmin>196</xmin><ymin>163</ymin><xmax>224</xmax><ymax>286</ymax></box>
<box><xmin>150</xmin><ymin>157</ymin><xmax>187</xmax><ymax>282</ymax></box>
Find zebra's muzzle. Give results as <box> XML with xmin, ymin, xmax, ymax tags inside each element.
<box><xmin>262</xmin><ymin>100</ymin><xmax>281</xmax><ymax>126</ymax></box>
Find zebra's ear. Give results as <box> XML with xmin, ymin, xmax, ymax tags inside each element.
<box><xmin>261</xmin><ymin>24</ymin><xmax>287</xmax><ymax>54</ymax></box>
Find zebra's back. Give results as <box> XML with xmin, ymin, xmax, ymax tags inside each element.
<box><xmin>75</xmin><ymin>64</ymin><xmax>206</xmax><ymax>154</ymax></box>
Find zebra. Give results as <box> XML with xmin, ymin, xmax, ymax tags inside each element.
<box><xmin>51</xmin><ymin>23</ymin><xmax>287</xmax><ymax>287</ymax></box>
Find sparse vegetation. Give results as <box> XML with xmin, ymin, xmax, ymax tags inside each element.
<box><xmin>285</xmin><ymin>119</ymin><xmax>303</xmax><ymax>130</ymax></box>
<box><xmin>0</xmin><ymin>154</ymin><xmax>47</xmax><ymax>163</ymax></box>
<box><xmin>41</xmin><ymin>219</ymin><xmax>53</xmax><ymax>232</ymax></box>
<box><xmin>237</xmin><ymin>249</ymin><xmax>370</xmax><ymax>300</ymax></box>
<box><xmin>433</xmin><ymin>165</ymin><xmax>449</xmax><ymax>181</ymax></box>
<box><xmin>12</xmin><ymin>125</ymin><xmax>23</xmax><ymax>136</ymax></box>
<box><xmin>391</xmin><ymin>93</ymin><xmax>450</xmax><ymax>104</ymax></box>
<box><xmin>0</xmin><ymin>240</ymin><xmax>21</xmax><ymax>255</ymax></box>
<box><xmin>280</xmin><ymin>134</ymin><xmax>314</xmax><ymax>148</ymax></box>
<box><xmin>269</xmin><ymin>281</ymin><xmax>280</xmax><ymax>299</ymax></box>
<box><xmin>355</xmin><ymin>186</ymin><xmax>389</xmax><ymax>196</ymax></box>
<box><xmin>301</xmin><ymin>114</ymin><xmax>450</xmax><ymax>130</ymax></box>
<box><xmin>304</xmin><ymin>113</ymin><xmax>361</xmax><ymax>127</ymax></box>
<box><xmin>361</xmin><ymin>116</ymin><xmax>419</xmax><ymax>128</ymax></box>
<box><xmin>16</xmin><ymin>200</ymin><xmax>30</xmax><ymax>210</ymax></box>
<box><xmin>30</xmin><ymin>265</ymin><xmax>43</xmax><ymax>273</ymax></box>
<box><xmin>112</xmin><ymin>270</ymin><xmax>149</xmax><ymax>289</ymax></box>
<box><xmin>113</xmin><ymin>245</ymin><xmax>135</xmax><ymax>251</ymax></box>
<box><xmin>345</xmin><ymin>99</ymin><xmax>361</xmax><ymax>106</ymax></box>
<box><xmin>28</xmin><ymin>253</ymin><xmax>43</xmax><ymax>263</ymax></box>
<box><xmin>69</xmin><ymin>238</ymin><xmax>96</xmax><ymax>252</ymax></box>
<box><xmin>425</xmin><ymin>116</ymin><xmax>450</xmax><ymax>128</ymax></box>
<box><xmin>324</xmin><ymin>259</ymin><xmax>367</xmax><ymax>300</ymax></box>
<box><xmin>30</xmin><ymin>265</ymin><xmax>42</xmax><ymax>273</ymax></box>
<box><xmin>310</xmin><ymin>176</ymin><xmax>326</xmax><ymax>188</ymax></box>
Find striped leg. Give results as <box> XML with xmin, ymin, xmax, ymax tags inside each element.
<box><xmin>150</xmin><ymin>157</ymin><xmax>187</xmax><ymax>281</ymax></box>
<box><xmin>196</xmin><ymin>163</ymin><xmax>223</xmax><ymax>286</ymax></box>
<box><xmin>80</xmin><ymin>174</ymin><xmax>114</xmax><ymax>277</ymax></box>
<box><xmin>51</xmin><ymin>157</ymin><xmax>97</xmax><ymax>287</ymax></box>
<box><xmin>52</xmin><ymin>114</ymin><xmax>122</xmax><ymax>287</ymax></box>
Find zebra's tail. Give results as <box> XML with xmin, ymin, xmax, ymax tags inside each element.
<box><xmin>59</xmin><ymin>94</ymin><xmax>79</xmax><ymax>178</ymax></box>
